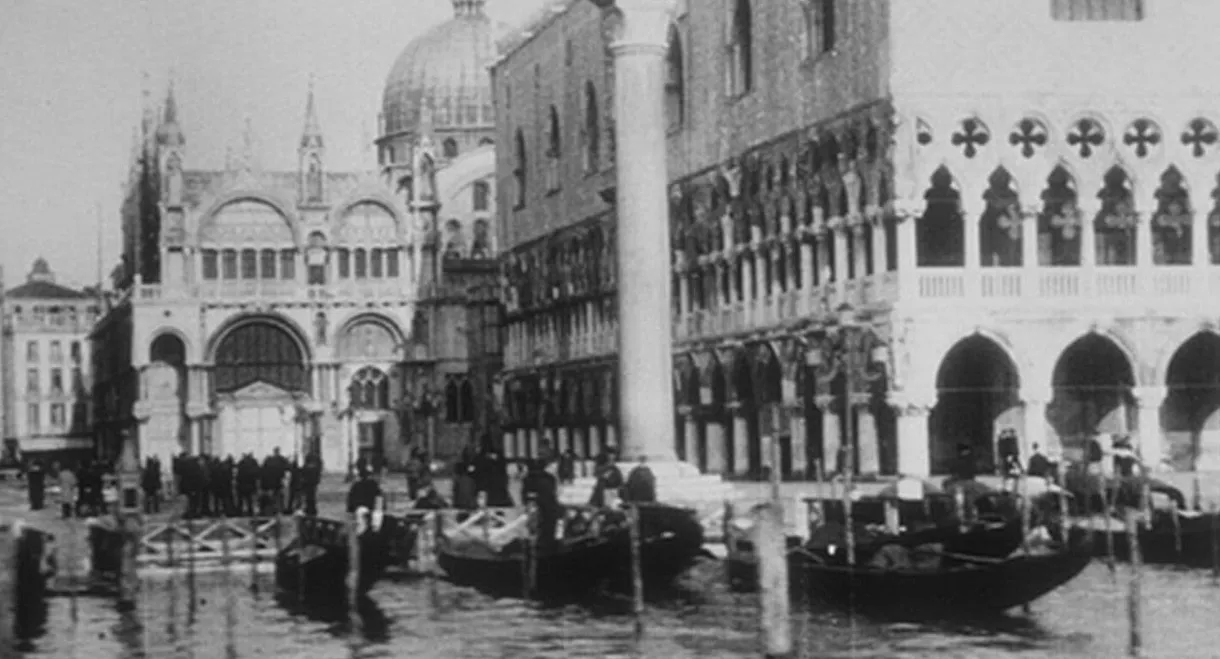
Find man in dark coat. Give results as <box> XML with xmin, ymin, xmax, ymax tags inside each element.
<box><xmin>260</xmin><ymin>448</ymin><xmax>288</xmax><ymax>515</ymax></box>
<box><xmin>346</xmin><ymin>465</ymin><xmax>382</xmax><ymax>514</ymax></box>
<box><xmin>299</xmin><ymin>453</ymin><xmax>322</xmax><ymax>516</ymax></box>
<box><xmin>142</xmin><ymin>457</ymin><xmax>162</xmax><ymax>514</ymax></box>
<box><xmin>404</xmin><ymin>449</ymin><xmax>429</xmax><ymax>501</ymax></box>
<box><xmin>521</xmin><ymin>459</ymin><xmax>562</xmax><ymax>547</ymax></box>
<box><xmin>557</xmin><ymin>448</ymin><xmax>577</xmax><ymax>485</ymax></box>
<box><xmin>1026</xmin><ymin>443</ymin><xmax>1054</xmax><ymax>481</ymax></box>
<box><xmin>622</xmin><ymin>456</ymin><xmax>657</xmax><ymax>503</ymax></box>
<box><xmin>236</xmin><ymin>453</ymin><xmax>260</xmax><ymax>517</ymax></box>
<box><xmin>478</xmin><ymin>448</ymin><xmax>514</xmax><ymax>508</ymax></box>
<box><xmin>452</xmin><ymin>451</ymin><xmax>480</xmax><ymax>511</ymax></box>
<box><xmin>26</xmin><ymin>459</ymin><xmax>45</xmax><ymax>511</ymax></box>
<box><xmin>589</xmin><ymin>448</ymin><xmax>624</xmax><ymax>507</ymax></box>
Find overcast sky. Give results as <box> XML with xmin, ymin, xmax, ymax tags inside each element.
<box><xmin>0</xmin><ymin>0</ymin><xmax>549</xmax><ymax>289</ymax></box>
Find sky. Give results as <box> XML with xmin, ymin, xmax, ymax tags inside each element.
<box><xmin>0</xmin><ymin>0</ymin><xmax>551</xmax><ymax>290</ymax></box>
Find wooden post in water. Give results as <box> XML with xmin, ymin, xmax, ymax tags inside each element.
<box><xmin>1125</xmin><ymin>509</ymin><xmax>1143</xmax><ymax>658</ymax></box>
<box><xmin>1103</xmin><ymin>481</ymin><xmax>1115</xmax><ymax>570</ymax></box>
<box><xmin>1192</xmin><ymin>471</ymin><xmax>1202</xmax><ymax>512</ymax></box>
<box><xmin>294</xmin><ymin>513</ymin><xmax>305</xmax><ymax>603</ymax></box>
<box><xmin>722</xmin><ymin>501</ymin><xmax>735</xmax><ymax>553</ymax></box>
<box><xmin>1171</xmin><ymin>500</ymin><xmax>1182</xmax><ymax>557</ymax></box>
<box><xmin>627</xmin><ymin>503</ymin><xmax>645</xmax><ymax>640</ymax></box>
<box><xmin>0</xmin><ymin>519</ymin><xmax>17</xmax><ymax>652</ymax></box>
<box><xmin>523</xmin><ymin>502</ymin><xmax>537</xmax><ymax>601</ymax></box>
<box><xmin>165</xmin><ymin>518</ymin><xmax>176</xmax><ymax>568</ymax></box>
<box><xmin>1210</xmin><ymin>501</ymin><xmax>1220</xmax><ymax>584</ymax></box>
<box><xmin>249</xmin><ymin>517</ymin><xmax>258</xmax><ymax>592</ymax></box>
<box><xmin>759</xmin><ymin>439</ymin><xmax>792</xmax><ymax>657</ymax></box>
<box><xmin>185</xmin><ymin>519</ymin><xmax>197</xmax><ymax>594</ymax></box>
<box><xmin>1019</xmin><ymin>475</ymin><xmax>1032</xmax><ymax>555</ymax></box>
<box><xmin>347</xmin><ymin>512</ymin><xmax>362</xmax><ymax>617</ymax></box>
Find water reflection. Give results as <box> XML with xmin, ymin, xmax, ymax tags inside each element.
<box><xmin>15</xmin><ymin>561</ymin><xmax>1220</xmax><ymax>657</ymax></box>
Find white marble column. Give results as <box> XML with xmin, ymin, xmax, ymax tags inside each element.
<box><xmin>605</xmin><ymin>424</ymin><xmax>617</xmax><ymax>451</ymax></box>
<box><xmin>190</xmin><ymin>417</ymin><xmax>202</xmax><ymax>455</ymax></box>
<box><xmin>527</xmin><ymin>429</ymin><xmax>539</xmax><ymax>459</ymax></box>
<box><xmin>800</xmin><ymin>241</ymin><xmax>815</xmax><ymax>292</ymax></box>
<box><xmin>788</xmin><ymin>408</ymin><xmax>806</xmax><ymax>479</ymax></box>
<box><xmin>852</xmin><ymin>224</ymin><xmax>868</xmax><ymax>283</ymax></box>
<box><xmin>557</xmin><ymin>427</ymin><xmax>570</xmax><ymax>454</ymax></box>
<box><xmin>705</xmin><ymin>420</ymin><xmax>727</xmax><ymax>474</ymax></box>
<box><xmin>856</xmin><ymin>403</ymin><xmax>879</xmax><ymax>475</ymax></box>
<box><xmin>1079</xmin><ymin>198</ymin><xmax>1099</xmax><ymax>269</ymax></box>
<box><xmin>1135</xmin><ymin>385</ymin><xmax>1167</xmax><ymax>470</ymax></box>
<box><xmin>589</xmin><ymin>425</ymin><xmax>602</xmax><ymax>454</ymax></box>
<box><xmin>870</xmin><ymin>219</ymin><xmax>886</xmax><ymax>275</ymax></box>
<box><xmin>890</xmin><ymin>396</ymin><xmax>932</xmax><ymax>477</ymax></box>
<box><xmin>816</xmin><ymin>395</ymin><xmax>841</xmax><ymax>474</ymax></box>
<box><xmin>571</xmin><ymin>427</ymin><xmax>586</xmax><ymax>458</ymax></box>
<box><xmin>516</xmin><ymin>429</ymin><xmax>528</xmax><ymax>459</ymax></box>
<box><xmin>833</xmin><ymin>224</ymin><xmax>849</xmax><ymax>285</ymax></box>
<box><xmin>894</xmin><ymin>214</ymin><xmax>918</xmax><ymax>298</ymax></box>
<box><xmin>503</xmin><ymin>431</ymin><xmax>516</xmax><ymax>459</ymax></box>
<box><xmin>677</xmin><ymin>270</ymin><xmax>690</xmax><ymax>315</ymax></box>
<box><xmin>683</xmin><ymin>414</ymin><xmax>699</xmax><ymax>470</ymax></box>
<box><xmin>731</xmin><ymin>405</ymin><xmax>749</xmax><ymax>476</ymax></box>
<box><xmin>607</xmin><ymin>0</ymin><xmax>679</xmax><ymax>462</ymax></box>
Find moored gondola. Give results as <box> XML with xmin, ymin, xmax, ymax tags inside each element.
<box><xmin>274</xmin><ymin>509</ymin><xmax>418</xmax><ymax>597</ymax></box>
<box><xmin>436</xmin><ymin>502</ymin><xmax>705</xmax><ymax>600</ymax></box>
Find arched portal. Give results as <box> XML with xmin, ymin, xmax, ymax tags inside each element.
<box><xmin>149</xmin><ymin>333</ymin><xmax>186</xmax><ymax>365</ymax></box>
<box><xmin>211</xmin><ymin>318</ymin><xmax>310</xmax><ymax>460</ymax></box>
<box><xmin>146</xmin><ymin>332</ymin><xmax>189</xmax><ymax>464</ymax></box>
<box><xmin>930</xmin><ymin>335</ymin><xmax>1021</xmax><ymax>475</ymax></box>
<box><xmin>1050</xmin><ymin>334</ymin><xmax>1135</xmax><ymax>458</ymax></box>
<box><xmin>1164</xmin><ymin>333</ymin><xmax>1220</xmax><ymax>469</ymax></box>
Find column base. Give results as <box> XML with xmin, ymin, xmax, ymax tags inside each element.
<box><xmin>558</xmin><ymin>459</ymin><xmax>739</xmax><ymax>542</ymax></box>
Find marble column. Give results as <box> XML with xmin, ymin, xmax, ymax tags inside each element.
<box><xmin>571</xmin><ymin>427</ymin><xmax>586</xmax><ymax>458</ymax></box>
<box><xmin>870</xmin><ymin>219</ymin><xmax>886</xmax><ymax>275</ymax></box>
<box><xmin>190</xmin><ymin>417</ymin><xmax>202</xmax><ymax>455</ymax></box>
<box><xmin>1020</xmin><ymin>386</ymin><xmax>1052</xmax><ymax>458</ymax></box>
<box><xmin>1135</xmin><ymin>385</ymin><xmax>1167</xmax><ymax>470</ymax></box>
<box><xmin>833</xmin><ymin>224</ymin><xmax>849</xmax><ymax>287</ymax></box>
<box><xmin>503</xmin><ymin>431</ymin><xmax>516</xmax><ymax>459</ymax></box>
<box><xmin>800</xmin><ymin>241</ymin><xmax>815</xmax><ymax>292</ymax></box>
<box><xmin>856</xmin><ymin>401</ymin><xmax>879</xmax><ymax>476</ymax></box>
<box><xmin>589</xmin><ymin>425</ymin><xmax>602</xmax><ymax>455</ymax></box>
<box><xmin>516</xmin><ymin>429</ymin><xmax>528</xmax><ymax>459</ymax></box>
<box><xmin>705</xmin><ymin>419</ymin><xmax>727</xmax><ymax>474</ymax></box>
<box><xmin>788</xmin><ymin>406</ymin><xmax>806</xmax><ymax>479</ymax></box>
<box><xmin>731</xmin><ymin>404</ymin><xmax>750</xmax><ymax>477</ymax></box>
<box><xmin>606</xmin><ymin>0</ymin><xmax>679</xmax><ymax>463</ymax></box>
<box><xmin>894</xmin><ymin>214</ymin><xmax>918</xmax><ymax>298</ymax></box>
<box><xmin>605</xmin><ymin>424</ymin><xmax>617</xmax><ymax>451</ymax></box>
<box><xmin>890</xmin><ymin>395</ymin><xmax>932</xmax><ymax>477</ymax></box>
<box><xmin>816</xmin><ymin>395</ymin><xmax>841</xmax><ymax>474</ymax></box>
<box><xmin>528</xmin><ymin>429</ymin><xmax>540</xmax><ymax>459</ymax></box>
<box><xmin>683</xmin><ymin>413</ymin><xmax>699</xmax><ymax>471</ymax></box>
<box><xmin>557</xmin><ymin>427</ymin><xmax>570</xmax><ymax>454</ymax></box>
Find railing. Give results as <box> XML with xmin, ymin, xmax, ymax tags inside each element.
<box><xmin>135</xmin><ymin>517</ymin><xmax>287</xmax><ymax>567</ymax></box>
<box><xmin>133</xmin><ymin>280</ymin><xmax>414</xmax><ymax>304</ymax></box>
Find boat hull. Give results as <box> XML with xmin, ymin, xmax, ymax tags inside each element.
<box><xmin>1072</xmin><ymin>513</ymin><xmax>1220</xmax><ymax>568</ymax></box>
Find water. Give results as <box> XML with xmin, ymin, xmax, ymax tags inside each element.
<box><xmin>16</xmin><ymin>560</ymin><xmax>1220</xmax><ymax>658</ymax></box>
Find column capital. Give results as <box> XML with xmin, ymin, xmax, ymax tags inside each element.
<box><xmin>1135</xmin><ymin>385</ymin><xmax>1168</xmax><ymax>407</ymax></box>
<box><xmin>594</xmin><ymin>0</ymin><xmax>677</xmax><ymax>51</ymax></box>
<box><xmin>886</xmin><ymin>392</ymin><xmax>935</xmax><ymax>416</ymax></box>
<box><xmin>814</xmin><ymin>394</ymin><xmax>838</xmax><ymax>412</ymax></box>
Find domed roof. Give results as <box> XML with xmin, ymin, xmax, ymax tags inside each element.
<box><xmin>381</xmin><ymin>1</ymin><xmax>508</xmax><ymax>138</ymax></box>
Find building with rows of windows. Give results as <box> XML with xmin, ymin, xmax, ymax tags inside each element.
<box><xmin>492</xmin><ymin>0</ymin><xmax>1220</xmax><ymax>479</ymax></box>
<box><xmin>1</xmin><ymin>258</ymin><xmax>100</xmax><ymax>464</ymax></box>
<box><xmin>90</xmin><ymin>0</ymin><xmax>505</xmax><ymax>472</ymax></box>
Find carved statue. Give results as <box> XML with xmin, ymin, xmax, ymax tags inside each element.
<box><xmin>470</xmin><ymin>219</ymin><xmax>491</xmax><ymax>259</ymax></box>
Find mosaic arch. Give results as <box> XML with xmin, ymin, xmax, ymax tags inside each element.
<box><xmin>208</xmin><ymin>314</ymin><xmax>311</xmax><ymax>395</ymax></box>
<box><xmin>336</xmin><ymin>314</ymin><xmax>404</xmax><ymax>361</ymax></box>
<box><xmin>1163</xmin><ymin>332</ymin><xmax>1220</xmax><ymax>470</ymax></box>
<box><xmin>1049</xmin><ymin>333</ymin><xmax>1136</xmax><ymax>458</ymax></box>
<box><xmin>198</xmin><ymin>198</ymin><xmax>297</xmax><ymax>246</ymax></box>
<box><xmin>930</xmin><ymin>334</ymin><xmax>1021</xmax><ymax>475</ymax></box>
<box><xmin>149</xmin><ymin>331</ymin><xmax>188</xmax><ymax>366</ymax></box>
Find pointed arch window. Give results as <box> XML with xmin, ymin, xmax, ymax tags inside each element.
<box><xmin>726</xmin><ymin>0</ymin><xmax>753</xmax><ymax>97</ymax></box>
<box><xmin>1037</xmin><ymin>167</ymin><xmax>1081</xmax><ymax>266</ymax></box>
<box><xmin>1152</xmin><ymin>166</ymin><xmax>1192</xmax><ymax>265</ymax></box>
<box><xmin>513</xmin><ymin>129</ymin><xmax>527</xmax><ymax>208</ymax></box>
<box><xmin>350</xmin><ymin>367</ymin><xmax>389</xmax><ymax>410</ymax></box>
<box><xmin>582</xmin><ymin>82</ymin><xmax>600</xmax><ymax>174</ymax></box>
<box><xmin>979</xmin><ymin>168</ymin><xmax>1022</xmax><ymax>267</ymax></box>
<box><xmin>472</xmin><ymin>180</ymin><xmax>490</xmax><ymax>211</ymax></box>
<box><xmin>665</xmin><ymin>27</ymin><xmax>685</xmax><ymax>132</ymax></box>
<box><xmin>915</xmin><ymin>167</ymin><xmax>964</xmax><ymax>267</ymax></box>
<box><xmin>1094</xmin><ymin>167</ymin><xmax>1138</xmax><ymax>266</ymax></box>
<box><xmin>546</xmin><ymin>106</ymin><xmax>561</xmax><ymax>192</ymax></box>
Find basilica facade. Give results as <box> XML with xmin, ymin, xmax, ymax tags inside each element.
<box><xmin>90</xmin><ymin>0</ymin><xmax>504</xmax><ymax>473</ymax></box>
<box><xmin>494</xmin><ymin>0</ymin><xmax>1220</xmax><ymax>478</ymax></box>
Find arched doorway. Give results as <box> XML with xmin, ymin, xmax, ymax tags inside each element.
<box><xmin>1164</xmin><ymin>333</ymin><xmax>1220</xmax><ymax>469</ymax></box>
<box><xmin>1050</xmin><ymin>333</ymin><xmax>1135</xmax><ymax>459</ymax></box>
<box><xmin>350</xmin><ymin>366</ymin><xmax>390</xmax><ymax>468</ymax></box>
<box><xmin>930</xmin><ymin>335</ymin><xmax>1020</xmax><ymax>475</ymax></box>
<box><xmin>145</xmin><ymin>333</ymin><xmax>188</xmax><ymax>464</ymax></box>
<box><xmin>211</xmin><ymin>318</ymin><xmax>309</xmax><ymax>460</ymax></box>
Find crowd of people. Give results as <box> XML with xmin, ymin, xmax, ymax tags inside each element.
<box><xmin>160</xmin><ymin>447</ymin><xmax>324</xmax><ymax>519</ymax></box>
<box><xmin>22</xmin><ymin>459</ymin><xmax>118</xmax><ymax>517</ymax></box>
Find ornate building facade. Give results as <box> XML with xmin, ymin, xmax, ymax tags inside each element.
<box><xmin>2</xmin><ymin>259</ymin><xmax>100</xmax><ymax>463</ymax></box>
<box><xmin>90</xmin><ymin>0</ymin><xmax>505</xmax><ymax>473</ymax></box>
<box><xmin>494</xmin><ymin>0</ymin><xmax>1220</xmax><ymax>479</ymax></box>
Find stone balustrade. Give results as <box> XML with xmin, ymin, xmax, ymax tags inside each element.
<box><xmin>132</xmin><ymin>279</ymin><xmax>415</xmax><ymax>304</ymax></box>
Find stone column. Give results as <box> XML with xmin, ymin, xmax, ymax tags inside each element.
<box><xmin>894</xmin><ymin>214</ymin><xmax>918</xmax><ymax>298</ymax></box>
<box><xmin>852</xmin><ymin>224</ymin><xmax>868</xmax><ymax>283</ymax></box>
<box><xmin>800</xmin><ymin>240</ymin><xmax>815</xmax><ymax>292</ymax></box>
<box><xmin>1135</xmin><ymin>385</ymin><xmax>1167</xmax><ymax>470</ymax></box>
<box><xmin>606</xmin><ymin>0</ymin><xmax>680</xmax><ymax>462</ymax></box>
<box><xmin>1191</xmin><ymin>187</ymin><xmax>1211</xmax><ymax>268</ymax></box>
<box><xmin>677</xmin><ymin>270</ymin><xmax>690</xmax><ymax>316</ymax></box>
<box><xmin>731</xmin><ymin>404</ymin><xmax>750</xmax><ymax>477</ymax></box>
<box><xmin>1079</xmin><ymin>198</ymin><xmax>1099</xmax><ymax>268</ymax></box>
<box><xmin>528</xmin><ymin>429</ymin><xmax>539</xmax><ymax>459</ymax></box>
<box><xmin>870</xmin><ymin>220</ymin><xmax>886</xmax><ymax>276</ymax></box>
<box><xmin>588</xmin><ymin>425</ymin><xmax>602</xmax><ymax>454</ymax></box>
<box><xmin>889</xmin><ymin>394</ymin><xmax>932</xmax><ymax>477</ymax></box>
<box><xmin>1020</xmin><ymin>386</ymin><xmax>1052</xmax><ymax>458</ymax></box>
<box><xmin>516</xmin><ymin>429</ymin><xmax>528</xmax><ymax>459</ymax></box>
<box><xmin>190</xmin><ymin>417</ymin><xmax>202</xmax><ymax>455</ymax></box>
<box><xmin>855</xmin><ymin>397</ymin><xmax>879</xmax><ymax>476</ymax></box>
<box><xmin>815</xmin><ymin>231</ymin><xmax>830</xmax><ymax>286</ymax></box>
<box><xmin>788</xmin><ymin>405</ymin><xmax>806</xmax><ymax>479</ymax></box>
<box><xmin>605</xmin><ymin>424</ymin><xmax>617</xmax><ymax>450</ymax></box>
<box><xmin>683</xmin><ymin>413</ymin><xmax>699</xmax><ymax>471</ymax></box>
<box><xmin>503</xmin><ymin>431</ymin><xmax>516</xmax><ymax>459</ymax></box>
<box><xmin>705</xmin><ymin>419</ymin><xmax>727</xmax><ymax>474</ymax></box>
<box><xmin>816</xmin><ymin>395</ymin><xmax>841</xmax><ymax>474</ymax></box>
<box><xmin>833</xmin><ymin>224</ymin><xmax>849</xmax><ymax>285</ymax></box>
<box><xmin>557</xmin><ymin>427</ymin><xmax>570</xmax><ymax>454</ymax></box>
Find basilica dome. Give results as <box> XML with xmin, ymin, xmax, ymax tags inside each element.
<box><xmin>381</xmin><ymin>0</ymin><xmax>508</xmax><ymax>139</ymax></box>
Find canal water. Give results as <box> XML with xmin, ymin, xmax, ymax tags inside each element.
<box><xmin>15</xmin><ymin>560</ymin><xmax>1220</xmax><ymax>658</ymax></box>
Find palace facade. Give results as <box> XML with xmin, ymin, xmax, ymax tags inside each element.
<box><xmin>90</xmin><ymin>0</ymin><xmax>505</xmax><ymax>472</ymax></box>
<box><xmin>493</xmin><ymin>0</ymin><xmax>1220</xmax><ymax>478</ymax></box>
<box><xmin>1</xmin><ymin>259</ymin><xmax>100</xmax><ymax>463</ymax></box>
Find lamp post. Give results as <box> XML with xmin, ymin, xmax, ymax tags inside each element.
<box><xmin>804</xmin><ymin>301</ymin><xmax>889</xmax><ymax>566</ymax></box>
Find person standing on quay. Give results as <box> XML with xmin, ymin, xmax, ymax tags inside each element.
<box><xmin>58</xmin><ymin>461</ymin><xmax>77</xmax><ymax>518</ymax></box>
<box><xmin>26</xmin><ymin>459</ymin><xmax>46</xmax><ymax>511</ymax></box>
<box><xmin>622</xmin><ymin>456</ymin><xmax>657</xmax><ymax>503</ymax></box>
<box><xmin>142</xmin><ymin>457</ymin><xmax>162</xmax><ymax>514</ymax></box>
<box><xmin>452</xmin><ymin>446</ymin><xmax>479</xmax><ymax>511</ymax></box>
<box><xmin>589</xmin><ymin>448</ymin><xmax>624</xmax><ymax>508</ymax></box>
<box><xmin>236</xmin><ymin>453</ymin><xmax>259</xmax><ymax>517</ymax></box>
<box><xmin>521</xmin><ymin>459</ymin><xmax>561</xmax><ymax>547</ymax></box>
<box><xmin>300</xmin><ymin>453</ymin><xmax>322</xmax><ymax>516</ymax></box>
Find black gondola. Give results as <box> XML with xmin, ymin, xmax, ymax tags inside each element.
<box><xmin>274</xmin><ymin>512</ymin><xmax>419</xmax><ymax>597</ymax></box>
<box><xmin>1071</xmin><ymin>508</ymin><xmax>1220</xmax><ymax>567</ymax></box>
<box><xmin>436</xmin><ymin>503</ymin><xmax>705</xmax><ymax>600</ymax></box>
<box><xmin>789</xmin><ymin>543</ymin><xmax>1094</xmax><ymax>615</ymax></box>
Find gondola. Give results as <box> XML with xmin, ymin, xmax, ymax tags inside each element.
<box><xmin>274</xmin><ymin>510</ymin><xmax>417</xmax><ymax>597</ymax></box>
<box><xmin>789</xmin><ymin>541</ymin><xmax>1094</xmax><ymax>615</ymax></box>
<box><xmin>436</xmin><ymin>502</ymin><xmax>705</xmax><ymax>600</ymax></box>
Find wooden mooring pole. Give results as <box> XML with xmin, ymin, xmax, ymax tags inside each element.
<box><xmin>249</xmin><ymin>517</ymin><xmax>259</xmax><ymax>592</ymax></box>
<box><xmin>523</xmin><ymin>503</ymin><xmax>537</xmax><ymax>602</ymax></box>
<box><xmin>0</xmin><ymin>520</ymin><xmax>17</xmax><ymax>652</ymax></box>
<box><xmin>347</xmin><ymin>512</ymin><xmax>361</xmax><ymax>615</ymax></box>
<box><xmin>759</xmin><ymin>441</ymin><xmax>792</xmax><ymax>658</ymax></box>
<box><xmin>628</xmin><ymin>503</ymin><xmax>644</xmax><ymax>641</ymax></box>
<box><xmin>1211</xmin><ymin>502</ymin><xmax>1219</xmax><ymax>584</ymax></box>
<box><xmin>1125</xmin><ymin>509</ymin><xmax>1143</xmax><ymax>658</ymax></box>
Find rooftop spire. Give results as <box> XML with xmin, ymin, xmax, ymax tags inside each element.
<box><xmin>156</xmin><ymin>70</ymin><xmax>185</xmax><ymax>146</ymax></box>
<box><xmin>452</xmin><ymin>0</ymin><xmax>487</xmax><ymax>17</ymax></box>
<box><xmin>301</xmin><ymin>73</ymin><xmax>323</xmax><ymax>150</ymax></box>
<box><xmin>164</xmin><ymin>70</ymin><xmax>178</xmax><ymax>124</ymax></box>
